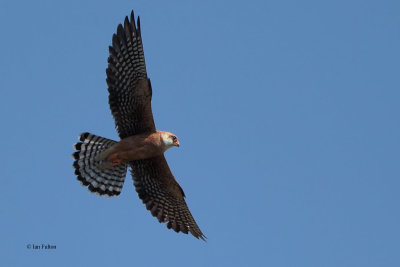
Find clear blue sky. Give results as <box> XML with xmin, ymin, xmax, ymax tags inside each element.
<box><xmin>1</xmin><ymin>0</ymin><xmax>399</xmax><ymax>266</ymax></box>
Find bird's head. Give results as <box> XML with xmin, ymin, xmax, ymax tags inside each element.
<box><xmin>161</xmin><ymin>131</ymin><xmax>180</xmax><ymax>150</ymax></box>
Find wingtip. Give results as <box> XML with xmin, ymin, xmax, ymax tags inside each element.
<box><xmin>130</xmin><ymin>11</ymin><xmax>137</xmax><ymax>34</ymax></box>
<box><xmin>193</xmin><ymin>230</ymin><xmax>207</xmax><ymax>241</ymax></box>
<box><xmin>199</xmin><ymin>234</ymin><xmax>207</xmax><ymax>242</ymax></box>
<box><xmin>117</xmin><ymin>23</ymin><xmax>124</xmax><ymax>37</ymax></box>
<box><xmin>124</xmin><ymin>16</ymin><xmax>130</xmax><ymax>29</ymax></box>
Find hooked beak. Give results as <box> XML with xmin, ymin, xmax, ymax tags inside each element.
<box><xmin>175</xmin><ymin>141</ymin><xmax>180</xmax><ymax>147</ymax></box>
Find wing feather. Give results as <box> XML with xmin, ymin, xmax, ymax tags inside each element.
<box><xmin>130</xmin><ymin>156</ymin><xmax>206</xmax><ymax>240</ymax></box>
<box><xmin>107</xmin><ymin>11</ymin><xmax>155</xmax><ymax>138</ymax></box>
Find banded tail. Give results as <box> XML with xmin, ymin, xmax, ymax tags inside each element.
<box><xmin>72</xmin><ymin>132</ymin><xmax>127</xmax><ymax>197</ymax></box>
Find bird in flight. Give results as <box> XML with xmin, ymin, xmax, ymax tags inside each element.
<box><xmin>72</xmin><ymin>11</ymin><xmax>205</xmax><ymax>241</ymax></box>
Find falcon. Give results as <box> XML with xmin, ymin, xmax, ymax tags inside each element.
<box><xmin>72</xmin><ymin>11</ymin><xmax>205</xmax><ymax>241</ymax></box>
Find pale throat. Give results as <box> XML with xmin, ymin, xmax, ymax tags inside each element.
<box><xmin>161</xmin><ymin>134</ymin><xmax>174</xmax><ymax>151</ymax></box>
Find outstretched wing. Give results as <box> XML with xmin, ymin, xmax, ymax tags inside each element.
<box><xmin>107</xmin><ymin>11</ymin><xmax>155</xmax><ymax>139</ymax></box>
<box><xmin>130</xmin><ymin>156</ymin><xmax>206</xmax><ymax>240</ymax></box>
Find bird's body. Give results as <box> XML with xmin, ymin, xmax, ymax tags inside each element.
<box><xmin>95</xmin><ymin>130</ymin><xmax>179</xmax><ymax>169</ymax></box>
<box><xmin>72</xmin><ymin>11</ymin><xmax>205</xmax><ymax>240</ymax></box>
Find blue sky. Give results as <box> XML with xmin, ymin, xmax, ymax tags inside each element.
<box><xmin>1</xmin><ymin>0</ymin><xmax>399</xmax><ymax>266</ymax></box>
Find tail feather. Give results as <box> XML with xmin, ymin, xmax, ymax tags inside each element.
<box><xmin>72</xmin><ymin>132</ymin><xmax>127</xmax><ymax>197</ymax></box>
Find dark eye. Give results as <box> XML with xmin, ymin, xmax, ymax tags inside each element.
<box><xmin>172</xmin><ymin>136</ymin><xmax>176</xmax><ymax>141</ymax></box>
